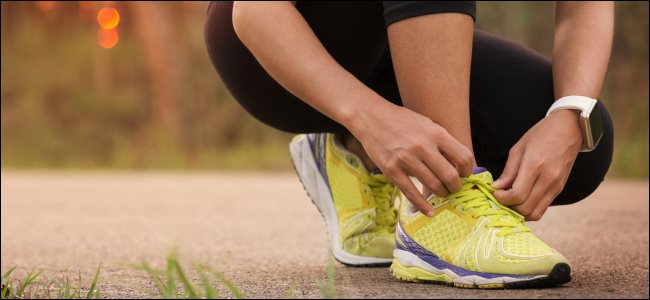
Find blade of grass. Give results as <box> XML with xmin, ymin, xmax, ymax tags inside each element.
<box><xmin>85</xmin><ymin>265</ymin><xmax>101</xmax><ymax>299</ymax></box>
<box><xmin>1</xmin><ymin>267</ymin><xmax>15</xmax><ymax>300</ymax></box>
<box><xmin>16</xmin><ymin>269</ymin><xmax>42</xmax><ymax>297</ymax></box>
<box><xmin>170</xmin><ymin>259</ymin><xmax>197</xmax><ymax>299</ymax></box>
<box><xmin>165</xmin><ymin>255</ymin><xmax>178</xmax><ymax>299</ymax></box>
<box><xmin>196</xmin><ymin>268</ymin><xmax>220</xmax><ymax>299</ymax></box>
<box><xmin>57</xmin><ymin>278</ymin><xmax>67</xmax><ymax>299</ymax></box>
<box><xmin>317</xmin><ymin>253</ymin><xmax>337</xmax><ymax>299</ymax></box>
<box><xmin>200</xmin><ymin>266</ymin><xmax>244</xmax><ymax>299</ymax></box>
<box><xmin>1</xmin><ymin>268</ymin><xmax>16</xmax><ymax>282</ymax></box>
<box><xmin>1</xmin><ymin>278</ymin><xmax>11</xmax><ymax>299</ymax></box>
<box><xmin>62</xmin><ymin>278</ymin><xmax>70</xmax><ymax>299</ymax></box>
<box><xmin>129</xmin><ymin>262</ymin><xmax>166</xmax><ymax>296</ymax></box>
<box><xmin>66</xmin><ymin>287</ymin><xmax>80</xmax><ymax>299</ymax></box>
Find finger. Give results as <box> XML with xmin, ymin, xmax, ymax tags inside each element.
<box><xmin>437</xmin><ymin>133</ymin><xmax>475</xmax><ymax>177</ymax></box>
<box><xmin>512</xmin><ymin>174</ymin><xmax>547</xmax><ymax>218</ymax></box>
<box><xmin>527</xmin><ymin>170</ymin><xmax>569</xmax><ymax>221</ymax></box>
<box><xmin>422</xmin><ymin>153</ymin><xmax>461</xmax><ymax>194</ymax></box>
<box><xmin>408</xmin><ymin>159</ymin><xmax>449</xmax><ymax>197</ymax></box>
<box><xmin>494</xmin><ymin>155</ymin><xmax>539</xmax><ymax>206</ymax></box>
<box><xmin>422</xmin><ymin>185</ymin><xmax>433</xmax><ymax>199</ymax></box>
<box><xmin>492</xmin><ymin>146</ymin><xmax>523</xmax><ymax>189</ymax></box>
<box><xmin>526</xmin><ymin>183</ymin><xmax>562</xmax><ymax>221</ymax></box>
<box><xmin>390</xmin><ymin>171</ymin><xmax>435</xmax><ymax>217</ymax></box>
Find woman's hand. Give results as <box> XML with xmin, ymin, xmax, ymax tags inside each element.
<box><xmin>492</xmin><ymin>109</ymin><xmax>583</xmax><ymax>221</ymax></box>
<box><xmin>349</xmin><ymin>102</ymin><xmax>475</xmax><ymax>217</ymax></box>
<box><xmin>233</xmin><ymin>2</ymin><xmax>474</xmax><ymax>216</ymax></box>
<box><xmin>495</xmin><ymin>1</ymin><xmax>613</xmax><ymax>221</ymax></box>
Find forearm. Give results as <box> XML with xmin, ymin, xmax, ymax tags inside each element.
<box><xmin>553</xmin><ymin>1</ymin><xmax>614</xmax><ymax>99</ymax></box>
<box><xmin>387</xmin><ymin>13</ymin><xmax>475</xmax><ymax>153</ymax></box>
<box><xmin>232</xmin><ymin>1</ymin><xmax>389</xmax><ymax>131</ymax></box>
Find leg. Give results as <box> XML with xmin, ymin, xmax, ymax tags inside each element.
<box><xmin>204</xmin><ymin>1</ymin><xmax>388</xmax><ymax>135</ymax></box>
<box><xmin>468</xmin><ymin>30</ymin><xmax>614</xmax><ymax>206</ymax></box>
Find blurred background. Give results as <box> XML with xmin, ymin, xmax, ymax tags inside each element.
<box><xmin>1</xmin><ymin>1</ymin><xmax>648</xmax><ymax>177</ymax></box>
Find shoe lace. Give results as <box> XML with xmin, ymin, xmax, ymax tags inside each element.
<box><xmin>361</xmin><ymin>172</ymin><xmax>399</xmax><ymax>230</ymax></box>
<box><xmin>448</xmin><ymin>176</ymin><xmax>530</xmax><ymax>237</ymax></box>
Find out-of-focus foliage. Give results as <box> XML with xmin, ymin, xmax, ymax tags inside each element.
<box><xmin>1</xmin><ymin>2</ymin><xmax>292</xmax><ymax>170</ymax></box>
<box><xmin>1</xmin><ymin>1</ymin><xmax>647</xmax><ymax>177</ymax></box>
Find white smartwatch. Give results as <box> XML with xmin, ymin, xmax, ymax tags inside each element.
<box><xmin>546</xmin><ymin>95</ymin><xmax>604</xmax><ymax>152</ymax></box>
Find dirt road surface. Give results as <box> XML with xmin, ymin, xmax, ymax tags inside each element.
<box><xmin>1</xmin><ymin>172</ymin><xmax>648</xmax><ymax>298</ymax></box>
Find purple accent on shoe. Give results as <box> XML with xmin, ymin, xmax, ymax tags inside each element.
<box><xmin>472</xmin><ymin>167</ymin><xmax>488</xmax><ymax>174</ymax></box>
<box><xmin>307</xmin><ymin>134</ymin><xmax>330</xmax><ymax>188</ymax></box>
<box><xmin>371</xmin><ymin>168</ymin><xmax>383</xmax><ymax>175</ymax></box>
<box><xmin>396</xmin><ymin>222</ymin><xmax>533</xmax><ymax>280</ymax></box>
<box><xmin>307</xmin><ymin>133</ymin><xmax>317</xmax><ymax>156</ymax></box>
<box><xmin>396</xmin><ymin>241</ymin><xmax>408</xmax><ymax>251</ymax></box>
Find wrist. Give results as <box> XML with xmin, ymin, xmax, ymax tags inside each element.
<box><xmin>550</xmin><ymin>109</ymin><xmax>583</xmax><ymax>148</ymax></box>
<box><xmin>338</xmin><ymin>89</ymin><xmax>396</xmax><ymax>137</ymax></box>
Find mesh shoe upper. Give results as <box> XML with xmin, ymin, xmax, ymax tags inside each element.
<box><xmin>398</xmin><ymin>169</ymin><xmax>570</xmax><ymax>275</ymax></box>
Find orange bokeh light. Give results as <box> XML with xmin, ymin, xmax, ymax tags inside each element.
<box><xmin>97</xmin><ymin>7</ymin><xmax>120</xmax><ymax>30</ymax></box>
<box><xmin>98</xmin><ymin>28</ymin><xmax>119</xmax><ymax>49</ymax></box>
<box><xmin>34</xmin><ymin>1</ymin><xmax>56</xmax><ymax>12</ymax></box>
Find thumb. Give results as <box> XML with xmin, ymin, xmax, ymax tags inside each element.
<box><xmin>492</xmin><ymin>148</ymin><xmax>523</xmax><ymax>189</ymax></box>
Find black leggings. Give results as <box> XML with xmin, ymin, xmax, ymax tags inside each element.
<box><xmin>204</xmin><ymin>1</ymin><xmax>614</xmax><ymax>206</ymax></box>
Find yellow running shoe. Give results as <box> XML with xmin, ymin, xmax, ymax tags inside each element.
<box><xmin>289</xmin><ymin>133</ymin><xmax>397</xmax><ymax>266</ymax></box>
<box><xmin>391</xmin><ymin>167</ymin><xmax>571</xmax><ymax>288</ymax></box>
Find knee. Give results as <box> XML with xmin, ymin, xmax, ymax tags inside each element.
<box><xmin>559</xmin><ymin>173</ymin><xmax>606</xmax><ymax>206</ymax></box>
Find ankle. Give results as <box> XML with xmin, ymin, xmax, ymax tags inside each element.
<box><xmin>341</xmin><ymin>133</ymin><xmax>378</xmax><ymax>170</ymax></box>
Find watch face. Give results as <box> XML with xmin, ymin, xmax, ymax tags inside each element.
<box><xmin>590</xmin><ymin>102</ymin><xmax>604</xmax><ymax>148</ymax></box>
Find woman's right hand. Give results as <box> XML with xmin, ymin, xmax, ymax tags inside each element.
<box><xmin>231</xmin><ymin>3</ymin><xmax>473</xmax><ymax>215</ymax></box>
<box><xmin>349</xmin><ymin>102</ymin><xmax>475</xmax><ymax>216</ymax></box>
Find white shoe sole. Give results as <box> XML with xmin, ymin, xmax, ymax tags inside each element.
<box><xmin>289</xmin><ymin>134</ymin><xmax>392</xmax><ymax>266</ymax></box>
<box><xmin>392</xmin><ymin>249</ymin><xmax>544</xmax><ymax>285</ymax></box>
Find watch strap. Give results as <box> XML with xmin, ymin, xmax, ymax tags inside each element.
<box><xmin>546</xmin><ymin>95</ymin><xmax>597</xmax><ymax>117</ymax></box>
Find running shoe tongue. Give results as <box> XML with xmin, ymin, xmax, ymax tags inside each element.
<box><xmin>426</xmin><ymin>167</ymin><xmax>494</xmax><ymax>205</ymax></box>
<box><xmin>469</xmin><ymin>167</ymin><xmax>494</xmax><ymax>184</ymax></box>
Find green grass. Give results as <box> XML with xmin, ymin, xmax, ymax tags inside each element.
<box><xmin>129</xmin><ymin>251</ymin><xmax>244</xmax><ymax>299</ymax></box>
<box><xmin>131</xmin><ymin>251</ymin><xmax>339</xmax><ymax>299</ymax></box>
<box><xmin>1</xmin><ymin>266</ymin><xmax>100</xmax><ymax>299</ymax></box>
<box><xmin>317</xmin><ymin>253</ymin><xmax>338</xmax><ymax>299</ymax></box>
<box><xmin>1</xmin><ymin>251</ymin><xmax>339</xmax><ymax>299</ymax></box>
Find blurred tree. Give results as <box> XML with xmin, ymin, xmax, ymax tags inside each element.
<box><xmin>130</xmin><ymin>2</ymin><xmax>181</xmax><ymax>140</ymax></box>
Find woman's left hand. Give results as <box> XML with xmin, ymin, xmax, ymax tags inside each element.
<box><xmin>492</xmin><ymin>109</ymin><xmax>583</xmax><ymax>221</ymax></box>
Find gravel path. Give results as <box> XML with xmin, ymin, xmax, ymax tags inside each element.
<box><xmin>1</xmin><ymin>172</ymin><xmax>648</xmax><ymax>298</ymax></box>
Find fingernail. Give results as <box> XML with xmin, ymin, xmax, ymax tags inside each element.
<box><xmin>492</xmin><ymin>179</ymin><xmax>501</xmax><ymax>186</ymax></box>
<box><xmin>425</xmin><ymin>210</ymin><xmax>435</xmax><ymax>217</ymax></box>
